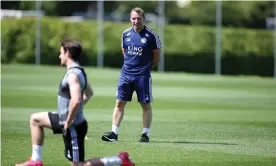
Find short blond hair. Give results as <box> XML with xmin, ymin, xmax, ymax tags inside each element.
<box><xmin>131</xmin><ymin>7</ymin><xmax>145</xmax><ymax>20</ymax></box>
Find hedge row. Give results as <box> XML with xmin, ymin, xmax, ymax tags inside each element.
<box><xmin>1</xmin><ymin>17</ymin><xmax>274</xmax><ymax>76</ymax></box>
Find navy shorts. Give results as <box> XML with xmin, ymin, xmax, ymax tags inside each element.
<box><xmin>48</xmin><ymin>112</ymin><xmax>87</xmax><ymax>162</ymax></box>
<box><xmin>116</xmin><ymin>74</ymin><xmax>152</xmax><ymax>103</ymax></box>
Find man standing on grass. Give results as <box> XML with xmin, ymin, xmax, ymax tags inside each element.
<box><xmin>101</xmin><ymin>7</ymin><xmax>161</xmax><ymax>143</ymax></box>
<box><xmin>16</xmin><ymin>39</ymin><xmax>135</xmax><ymax>166</ymax></box>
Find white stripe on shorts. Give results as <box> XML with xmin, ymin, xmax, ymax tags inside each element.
<box><xmin>70</xmin><ymin>127</ymin><xmax>79</xmax><ymax>162</ymax></box>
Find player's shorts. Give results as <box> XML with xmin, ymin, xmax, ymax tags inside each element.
<box><xmin>48</xmin><ymin>112</ymin><xmax>87</xmax><ymax>162</ymax></box>
<box><xmin>116</xmin><ymin>74</ymin><xmax>153</xmax><ymax>103</ymax></box>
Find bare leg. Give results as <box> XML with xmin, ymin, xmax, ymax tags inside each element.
<box><xmin>15</xmin><ymin>112</ymin><xmax>54</xmax><ymax>165</ymax></box>
<box><xmin>140</xmin><ymin>103</ymin><xmax>152</xmax><ymax>138</ymax></box>
<box><xmin>78</xmin><ymin>158</ymin><xmax>104</xmax><ymax>166</ymax></box>
<box><xmin>77</xmin><ymin>153</ymin><xmax>131</xmax><ymax>166</ymax></box>
<box><xmin>71</xmin><ymin>159</ymin><xmax>104</xmax><ymax>166</ymax></box>
<box><xmin>78</xmin><ymin>151</ymin><xmax>134</xmax><ymax>166</ymax></box>
<box><xmin>30</xmin><ymin>112</ymin><xmax>52</xmax><ymax>145</ymax></box>
<box><xmin>113</xmin><ymin>100</ymin><xmax>127</xmax><ymax>127</ymax></box>
<box><xmin>30</xmin><ymin>112</ymin><xmax>52</xmax><ymax>161</ymax></box>
<box><xmin>102</xmin><ymin>100</ymin><xmax>127</xmax><ymax>142</ymax></box>
<box><xmin>141</xmin><ymin>103</ymin><xmax>152</xmax><ymax>129</ymax></box>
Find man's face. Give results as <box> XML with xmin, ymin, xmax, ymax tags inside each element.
<box><xmin>59</xmin><ymin>47</ymin><xmax>68</xmax><ymax>66</ymax></box>
<box><xmin>130</xmin><ymin>11</ymin><xmax>144</xmax><ymax>30</ymax></box>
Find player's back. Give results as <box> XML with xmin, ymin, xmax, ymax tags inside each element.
<box><xmin>121</xmin><ymin>26</ymin><xmax>161</xmax><ymax>76</ymax></box>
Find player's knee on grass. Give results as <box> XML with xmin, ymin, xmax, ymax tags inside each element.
<box><xmin>70</xmin><ymin>161</ymin><xmax>83</xmax><ymax>166</ymax></box>
<box><xmin>83</xmin><ymin>159</ymin><xmax>102</xmax><ymax>166</ymax></box>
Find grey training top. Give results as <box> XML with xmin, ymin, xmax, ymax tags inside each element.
<box><xmin>57</xmin><ymin>63</ymin><xmax>86</xmax><ymax>126</ymax></box>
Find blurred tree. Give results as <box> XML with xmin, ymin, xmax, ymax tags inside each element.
<box><xmin>165</xmin><ymin>1</ymin><xmax>183</xmax><ymax>17</ymax></box>
<box><xmin>182</xmin><ymin>1</ymin><xmax>274</xmax><ymax>29</ymax></box>
<box><xmin>18</xmin><ymin>1</ymin><xmax>35</xmax><ymax>10</ymax></box>
<box><xmin>250</xmin><ymin>1</ymin><xmax>275</xmax><ymax>28</ymax></box>
<box><xmin>117</xmin><ymin>1</ymin><xmax>158</xmax><ymax>14</ymax></box>
<box><xmin>221</xmin><ymin>1</ymin><xmax>255</xmax><ymax>27</ymax></box>
<box><xmin>41</xmin><ymin>1</ymin><xmax>58</xmax><ymax>16</ymax></box>
<box><xmin>1</xmin><ymin>1</ymin><xmax>20</xmax><ymax>9</ymax></box>
<box><xmin>185</xmin><ymin>1</ymin><xmax>216</xmax><ymax>25</ymax></box>
<box><xmin>1</xmin><ymin>1</ymin><xmax>274</xmax><ymax>29</ymax></box>
<box><xmin>54</xmin><ymin>1</ymin><xmax>93</xmax><ymax>16</ymax></box>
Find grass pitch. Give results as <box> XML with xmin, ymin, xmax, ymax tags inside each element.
<box><xmin>1</xmin><ymin>64</ymin><xmax>276</xmax><ymax>166</ymax></box>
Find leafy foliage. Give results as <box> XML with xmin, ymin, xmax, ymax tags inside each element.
<box><xmin>1</xmin><ymin>17</ymin><xmax>274</xmax><ymax>76</ymax></box>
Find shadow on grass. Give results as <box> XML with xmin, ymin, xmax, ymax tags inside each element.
<box><xmin>150</xmin><ymin>140</ymin><xmax>238</xmax><ymax>145</ymax></box>
<box><xmin>88</xmin><ymin>135</ymin><xmax>238</xmax><ymax>146</ymax></box>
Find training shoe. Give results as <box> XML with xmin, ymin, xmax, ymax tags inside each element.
<box><xmin>15</xmin><ymin>158</ymin><xmax>43</xmax><ymax>166</ymax></box>
<box><xmin>101</xmin><ymin>131</ymin><xmax>118</xmax><ymax>142</ymax></box>
<box><xmin>118</xmin><ymin>152</ymin><xmax>135</xmax><ymax>166</ymax></box>
<box><xmin>139</xmin><ymin>133</ymin><xmax>149</xmax><ymax>142</ymax></box>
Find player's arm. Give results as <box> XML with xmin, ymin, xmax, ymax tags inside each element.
<box><xmin>121</xmin><ymin>31</ymin><xmax>126</xmax><ymax>56</ymax></box>
<box><xmin>66</xmin><ymin>73</ymin><xmax>82</xmax><ymax>125</ymax></box>
<box><xmin>122</xmin><ymin>48</ymin><xmax>126</xmax><ymax>56</ymax></box>
<box><xmin>151</xmin><ymin>32</ymin><xmax>162</xmax><ymax>68</ymax></box>
<box><xmin>152</xmin><ymin>48</ymin><xmax>160</xmax><ymax>68</ymax></box>
<box><xmin>82</xmin><ymin>80</ymin><xmax>93</xmax><ymax>105</ymax></box>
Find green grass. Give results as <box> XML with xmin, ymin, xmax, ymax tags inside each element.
<box><xmin>1</xmin><ymin>64</ymin><xmax>276</xmax><ymax>166</ymax></box>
